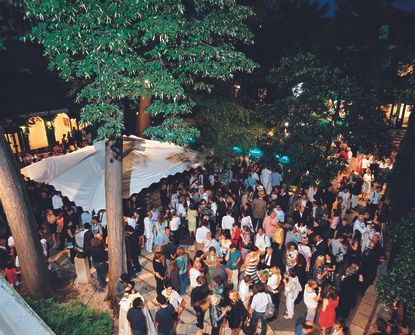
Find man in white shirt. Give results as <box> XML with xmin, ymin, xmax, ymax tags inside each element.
<box><xmin>170</xmin><ymin>211</ymin><xmax>181</xmax><ymax>245</ymax></box>
<box><xmin>255</xmin><ymin>227</ymin><xmax>271</xmax><ymax>255</ymax></box>
<box><xmin>162</xmin><ymin>282</ymin><xmax>183</xmax><ymax>310</ymax></box>
<box><xmin>195</xmin><ymin>223</ymin><xmax>210</xmax><ymax>251</ymax></box>
<box><xmin>52</xmin><ymin>192</ymin><xmax>63</xmax><ymax>210</ymax></box>
<box><xmin>368</xmin><ymin>186</ymin><xmax>381</xmax><ymax>220</ymax></box>
<box><xmin>353</xmin><ymin>215</ymin><xmax>366</xmax><ymax>239</ymax></box>
<box><xmin>144</xmin><ymin>211</ymin><xmax>154</xmax><ymax>253</ymax></box>
<box><xmin>221</xmin><ymin>209</ymin><xmax>235</xmax><ymax>231</ymax></box>
<box><xmin>189</xmin><ymin>264</ymin><xmax>202</xmax><ymax>288</ymax></box>
<box><xmin>250</xmin><ymin>283</ymin><xmax>271</xmax><ymax>335</ymax></box>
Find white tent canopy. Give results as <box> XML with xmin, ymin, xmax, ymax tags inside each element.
<box><xmin>0</xmin><ymin>278</ymin><xmax>55</xmax><ymax>335</ymax></box>
<box><xmin>21</xmin><ymin>136</ymin><xmax>202</xmax><ymax>212</ymax></box>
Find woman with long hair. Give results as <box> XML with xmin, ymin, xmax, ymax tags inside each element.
<box><xmin>318</xmin><ymin>285</ymin><xmax>339</xmax><ymax>334</ymax></box>
<box><xmin>267</xmin><ymin>266</ymin><xmax>282</xmax><ymax>319</ymax></box>
<box><xmin>226</xmin><ymin>290</ymin><xmax>248</xmax><ymax>335</ymax></box>
<box><xmin>244</xmin><ymin>246</ymin><xmax>260</xmax><ymax>283</ymax></box>
<box><xmin>313</xmin><ymin>255</ymin><xmax>327</xmax><ymax>286</ymax></box>
<box><xmin>153</xmin><ymin>251</ymin><xmax>166</xmax><ymax>295</ymax></box>
<box><xmin>241</xmin><ymin>225</ymin><xmax>253</xmax><ymax>260</ymax></box>
<box><xmin>175</xmin><ymin>246</ymin><xmax>189</xmax><ymax>295</ymax></box>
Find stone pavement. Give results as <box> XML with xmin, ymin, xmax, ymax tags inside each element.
<box><xmin>131</xmin><ymin>245</ymin><xmax>383</xmax><ymax>335</ymax></box>
<box><xmin>48</xmin><ymin>240</ymin><xmax>384</xmax><ymax>335</ymax></box>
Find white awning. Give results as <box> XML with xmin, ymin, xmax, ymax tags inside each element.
<box><xmin>21</xmin><ymin>136</ymin><xmax>202</xmax><ymax>212</ymax></box>
<box><xmin>0</xmin><ymin>278</ymin><xmax>55</xmax><ymax>335</ymax></box>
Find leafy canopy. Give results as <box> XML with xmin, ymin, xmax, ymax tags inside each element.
<box><xmin>195</xmin><ymin>96</ymin><xmax>265</xmax><ymax>166</ymax></box>
<box><xmin>264</xmin><ymin>53</ymin><xmax>348</xmax><ymax>185</ymax></box>
<box><xmin>23</xmin><ymin>0</ymin><xmax>257</xmax><ymax>143</ymax></box>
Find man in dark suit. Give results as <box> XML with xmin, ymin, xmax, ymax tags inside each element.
<box><xmin>292</xmin><ymin>206</ymin><xmax>307</xmax><ymax>226</ymax></box>
<box><xmin>277</xmin><ymin>188</ymin><xmax>290</xmax><ymax>212</ymax></box>
<box><xmin>258</xmin><ymin>246</ymin><xmax>284</xmax><ymax>270</ymax></box>
<box><xmin>311</xmin><ymin>233</ymin><xmax>327</xmax><ymax>267</ymax></box>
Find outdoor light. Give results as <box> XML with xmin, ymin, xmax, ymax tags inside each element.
<box><xmin>232</xmin><ymin>146</ymin><xmax>243</xmax><ymax>155</ymax></box>
<box><xmin>292</xmin><ymin>82</ymin><xmax>304</xmax><ymax>97</ymax></box>
<box><xmin>284</xmin><ymin>122</ymin><xmax>289</xmax><ymax>127</ymax></box>
<box><xmin>248</xmin><ymin>147</ymin><xmax>263</xmax><ymax>159</ymax></box>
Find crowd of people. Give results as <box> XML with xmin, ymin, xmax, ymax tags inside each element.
<box><xmin>0</xmin><ymin>148</ymin><xmax>397</xmax><ymax>335</ymax></box>
<box><xmin>122</xmin><ymin>151</ymin><xmax>393</xmax><ymax>335</ymax></box>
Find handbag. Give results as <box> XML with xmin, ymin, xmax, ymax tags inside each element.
<box><xmin>241</xmin><ymin>316</ymin><xmax>251</xmax><ymax>334</ymax></box>
<box><xmin>264</xmin><ymin>294</ymin><xmax>275</xmax><ymax>320</ymax></box>
<box><xmin>335</xmin><ymin>251</ymin><xmax>344</xmax><ymax>263</ymax></box>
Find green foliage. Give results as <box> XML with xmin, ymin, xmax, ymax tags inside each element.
<box><xmin>264</xmin><ymin>53</ymin><xmax>348</xmax><ymax>186</ymax></box>
<box><xmin>195</xmin><ymin>96</ymin><xmax>265</xmax><ymax>166</ymax></box>
<box><xmin>23</xmin><ymin>0</ymin><xmax>257</xmax><ymax>143</ymax></box>
<box><xmin>376</xmin><ymin>209</ymin><xmax>415</xmax><ymax>327</ymax></box>
<box><xmin>25</xmin><ymin>298</ymin><xmax>113</xmax><ymax>335</ymax></box>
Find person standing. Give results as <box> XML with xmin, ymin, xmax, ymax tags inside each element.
<box><xmin>284</xmin><ymin>269</ymin><xmax>302</xmax><ymax>320</ymax></box>
<box><xmin>209</xmin><ymin>295</ymin><xmax>228</xmax><ymax>335</ymax></box>
<box><xmin>337</xmin><ymin>262</ymin><xmax>360</xmax><ymax>319</ymax></box>
<box><xmin>303</xmin><ymin>279</ymin><xmax>321</xmax><ymax>322</ymax></box>
<box><xmin>144</xmin><ymin>211</ymin><xmax>154</xmax><ymax>253</ymax></box>
<box><xmin>153</xmin><ymin>251</ymin><xmax>166</xmax><ymax>295</ymax></box>
<box><xmin>155</xmin><ymin>295</ymin><xmax>175</xmax><ymax>335</ymax></box>
<box><xmin>226</xmin><ymin>290</ymin><xmax>248</xmax><ymax>335</ymax></box>
<box><xmin>225</xmin><ymin>243</ymin><xmax>241</xmax><ymax>289</ymax></box>
<box><xmin>89</xmin><ymin>237</ymin><xmax>108</xmax><ymax>291</ymax></box>
<box><xmin>260</xmin><ymin>167</ymin><xmax>272</xmax><ymax>195</ymax></box>
<box><xmin>244</xmin><ymin>247</ymin><xmax>260</xmax><ymax>283</ymax></box>
<box><xmin>267</xmin><ymin>266</ymin><xmax>282</xmax><ymax>319</ymax></box>
<box><xmin>250</xmin><ymin>283</ymin><xmax>271</xmax><ymax>335</ymax></box>
<box><xmin>368</xmin><ymin>186</ymin><xmax>381</xmax><ymax>220</ymax></box>
<box><xmin>318</xmin><ymin>286</ymin><xmax>339</xmax><ymax>335</ymax></box>
<box><xmin>127</xmin><ymin>297</ymin><xmax>148</xmax><ymax>335</ymax></box>
<box><xmin>252</xmin><ymin>191</ymin><xmax>267</xmax><ymax>230</ymax></box>
<box><xmin>191</xmin><ymin>276</ymin><xmax>210</xmax><ymax>329</ymax></box>
<box><xmin>170</xmin><ymin>210</ymin><xmax>181</xmax><ymax>245</ymax></box>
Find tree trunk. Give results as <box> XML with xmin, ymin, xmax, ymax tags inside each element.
<box><xmin>104</xmin><ymin>136</ymin><xmax>126</xmax><ymax>313</ymax></box>
<box><xmin>136</xmin><ymin>93</ymin><xmax>151</xmax><ymax>136</ymax></box>
<box><xmin>0</xmin><ymin>126</ymin><xmax>54</xmax><ymax>298</ymax></box>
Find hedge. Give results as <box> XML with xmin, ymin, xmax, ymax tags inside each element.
<box><xmin>25</xmin><ymin>298</ymin><xmax>113</xmax><ymax>335</ymax></box>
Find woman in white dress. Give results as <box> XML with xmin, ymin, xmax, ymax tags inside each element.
<box><xmin>361</xmin><ymin>168</ymin><xmax>374</xmax><ymax>200</ymax></box>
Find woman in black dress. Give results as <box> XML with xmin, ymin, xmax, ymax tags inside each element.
<box><xmin>337</xmin><ymin>261</ymin><xmax>360</xmax><ymax>319</ymax></box>
<box><xmin>153</xmin><ymin>251</ymin><xmax>166</xmax><ymax>295</ymax></box>
<box><xmin>65</xmin><ymin>220</ymin><xmax>77</xmax><ymax>263</ymax></box>
<box><xmin>226</xmin><ymin>290</ymin><xmax>248</xmax><ymax>335</ymax></box>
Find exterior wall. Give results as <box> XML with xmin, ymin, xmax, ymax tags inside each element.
<box><xmin>27</xmin><ymin>117</ymin><xmax>48</xmax><ymax>150</ymax></box>
<box><xmin>53</xmin><ymin>113</ymin><xmax>72</xmax><ymax>144</ymax></box>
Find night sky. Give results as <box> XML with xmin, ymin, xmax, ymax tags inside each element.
<box><xmin>317</xmin><ymin>0</ymin><xmax>415</xmax><ymax>16</ymax></box>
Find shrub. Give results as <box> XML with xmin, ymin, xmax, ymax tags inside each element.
<box><xmin>25</xmin><ymin>298</ymin><xmax>113</xmax><ymax>335</ymax></box>
<box><xmin>376</xmin><ymin>209</ymin><xmax>415</xmax><ymax>328</ymax></box>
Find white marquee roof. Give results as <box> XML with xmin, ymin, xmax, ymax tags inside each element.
<box><xmin>21</xmin><ymin>136</ymin><xmax>202</xmax><ymax>212</ymax></box>
<box><xmin>0</xmin><ymin>278</ymin><xmax>55</xmax><ymax>335</ymax></box>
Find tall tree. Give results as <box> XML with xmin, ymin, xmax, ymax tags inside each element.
<box><xmin>0</xmin><ymin>127</ymin><xmax>54</xmax><ymax>298</ymax></box>
<box><xmin>0</xmin><ymin>1</ymin><xmax>54</xmax><ymax>299</ymax></box>
<box><xmin>194</xmin><ymin>93</ymin><xmax>265</xmax><ymax>168</ymax></box>
<box><xmin>24</xmin><ymin>0</ymin><xmax>256</xmax><ymax>309</ymax></box>
<box><xmin>264</xmin><ymin>53</ymin><xmax>350</xmax><ymax>187</ymax></box>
